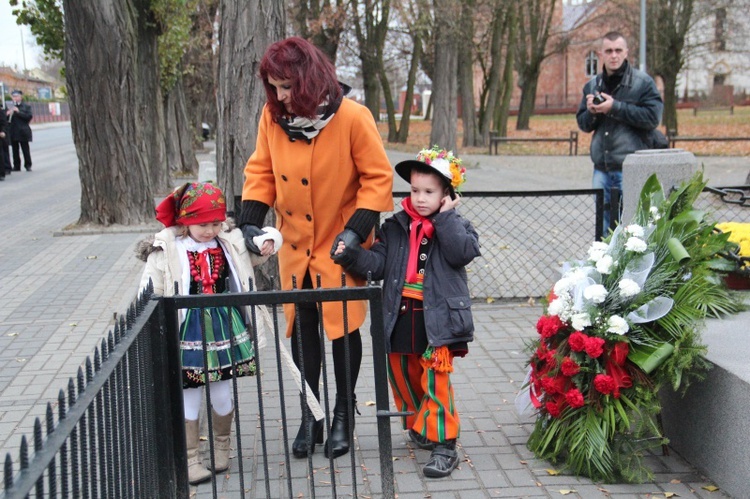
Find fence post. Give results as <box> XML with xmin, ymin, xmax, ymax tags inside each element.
<box><xmin>151</xmin><ymin>297</ymin><xmax>190</xmax><ymax>498</ymax></box>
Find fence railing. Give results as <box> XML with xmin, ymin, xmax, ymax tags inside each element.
<box><xmin>2</xmin><ymin>281</ymin><xmax>395</xmax><ymax>499</ymax></box>
<box><xmin>1</xmin><ymin>286</ymin><xmax>183</xmax><ymax>499</ymax></box>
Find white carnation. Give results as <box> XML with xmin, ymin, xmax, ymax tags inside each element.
<box><xmin>624</xmin><ymin>237</ymin><xmax>648</xmax><ymax>253</ymax></box>
<box><xmin>607</xmin><ymin>315</ymin><xmax>630</xmax><ymax>335</ymax></box>
<box><xmin>583</xmin><ymin>284</ymin><xmax>608</xmax><ymax>303</ymax></box>
<box><xmin>596</xmin><ymin>255</ymin><xmax>614</xmax><ymax>274</ymax></box>
<box><xmin>625</xmin><ymin>224</ymin><xmax>645</xmax><ymax>238</ymax></box>
<box><xmin>571</xmin><ymin>313</ymin><xmax>592</xmax><ymax>331</ymax></box>
<box><xmin>618</xmin><ymin>278</ymin><xmax>641</xmax><ymax>297</ymax></box>
<box><xmin>547</xmin><ymin>298</ymin><xmax>565</xmax><ymax>317</ymax></box>
<box><xmin>554</xmin><ymin>277</ymin><xmax>574</xmax><ymax>296</ymax></box>
<box><xmin>587</xmin><ymin>241</ymin><xmax>609</xmax><ymax>262</ymax></box>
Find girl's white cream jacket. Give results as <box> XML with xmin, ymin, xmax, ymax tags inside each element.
<box><xmin>137</xmin><ymin>223</ymin><xmax>275</xmax><ymax>348</ymax></box>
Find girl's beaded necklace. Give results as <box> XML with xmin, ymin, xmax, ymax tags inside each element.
<box><xmin>187</xmin><ymin>247</ymin><xmax>225</xmax><ymax>294</ymax></box>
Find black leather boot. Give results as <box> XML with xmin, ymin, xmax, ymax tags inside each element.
<box><xmin>292</xmin><ymin>408</ymin><xmax>324</xmax><ymax>458</ymax></box>
<box><xmin>324</xmin><ymin>394</ymin><xmax>358</xmax><ymax>458</ymax></box>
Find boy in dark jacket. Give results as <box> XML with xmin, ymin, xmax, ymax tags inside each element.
<box><xmin>333</xmin><ymin>146</ymin><xmax>480</xmax><ymax>478</ymax></box>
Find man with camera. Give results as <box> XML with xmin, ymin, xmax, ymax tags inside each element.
<box><xmin>6</xmin><ymin>90</ymin><xmax>33</xmax><ymax>172</ymax></box>
<box><xmin>576</xmin><ymin>31</ymin><xmax>663</xmax><ymax>233</ymax></box>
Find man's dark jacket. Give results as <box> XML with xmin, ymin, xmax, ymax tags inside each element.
<box><xmin>8</xmin><ymin>102</ymin><xmax>33</xmax><ymax>142</ymax></box>
<box><xmin>576</xmin><ymin>61</ymin><xmax>663</xmax><ymax>172</ymax></box>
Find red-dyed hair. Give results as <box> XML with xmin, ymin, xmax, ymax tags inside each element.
<box><xmin>259</xmin><ymin>37</ymin><xmax>342</xmax><ymax>119</ymax></box>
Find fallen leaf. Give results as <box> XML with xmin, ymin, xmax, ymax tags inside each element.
<box><xmin>365</xmin><ymin>400</ymin><xmax>375</xmax><ymax>406</ymax></box>
<box><xmin>527</xmin><ymin>297</ymin><xmax>536</xmax><ymax>306</ymax></box>
<box><xmin>670</xmin><ymin>479</ymin><xmax>681</xmax><ymax>484</ymax></box>
<box><xmin>519</xmin><ymin>460</ymin><xmax>528</xmax><ymax>464</ymax></box>
<box><xmin>69</xmin><ymin>323</ymin><xmax>78</xmax><ymax>327</ymax></box>
<box><xmin>486</xmin><ymin>297</ymin><xmax>495</xmax><ymax>304</ymax></box>
<box><xmin>86</xmin><ymin>255</ymin><xmax>98</xmax><ymax>259</ymax></box>
<box><xmin>546</xmin><ymin>468</ymin><xmax>559</xmax><ymax>475</ymax></box>
<box><xmin>559</xmin><ymin>490</ymin><xmax>576</xmax><ymax>495</ymax></box>
<box><xmin>664</xmin><ymin>493</ymin><xmax>679</xmax><ymax>498</ymax></box>
<box><xmin>7</xmin><ymin>332</ymin><xmax>18</xmax><ymax>337</ymax></box>
<box><xmin>702</xmin><ymin>485</ymin><xmax>719</xmax><ymax>492</ymax></box>
<box><xmin>15</xmin><ymin>358</ymin><xmax>26</xmax><ymax>362</ymax></box>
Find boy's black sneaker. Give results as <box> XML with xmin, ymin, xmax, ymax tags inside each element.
<box><xmin>408</xmin><ymin>429</ymin><xmax>436</xmax><ymax>450</ymax></box>
<box><xmin>422</xmin><ymin>440</ymin><xmax>458</xmax><ymax>478</ymax></box>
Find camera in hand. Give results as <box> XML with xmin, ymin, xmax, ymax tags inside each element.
<box><xmin>592</xmin><ymin>92</ymin><xmax>605</xmax><ymax>105</ymax></box>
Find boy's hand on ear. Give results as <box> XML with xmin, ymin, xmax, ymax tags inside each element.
<box><xmin>440</xmin><ymin>194</ymin><xmax>460</xmax><ymax>212</ymax></box>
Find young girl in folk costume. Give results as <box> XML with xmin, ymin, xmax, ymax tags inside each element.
<box><xmin>137</xmin><ymin>182</ymin><xmax>281</xmax><ymax>484</ymax></box>
<box><xmin>333</xmin><ymin>147</ymin><xmax>480</xmax><ymax>478</ymax></box>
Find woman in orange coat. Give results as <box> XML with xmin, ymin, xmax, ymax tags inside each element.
<box><xmin>238</xmin><ymin>37</ymin><xmax>393</xmax><ymax>459</ymax></box>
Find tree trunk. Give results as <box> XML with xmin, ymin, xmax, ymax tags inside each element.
<box><xmin>430</xmin><ymin>0</ymin><xmax>461</xmax><ymax>152</ymax></box>
<box><xmin>217</xmin><ymin>0</ymin><xmax>284</xmax><ymax>290</ymax></box>
<box><xmin>496</xmin><ymin>31</ymin><xmax>516</xmax><ymax>137</ymax></box>
<box><xmin>516</xmin><ymin>71</ymin><xmax>539</xmax><ymax>130</ymax></box>
<box><xmin>164</xmin><ymin>77</ymin><xmax>199</xmax><ymax>177</ymax></box>
<box><xmin>217</xmin><ymin>0</ymin><xmax>283</xmax><ymax>207</ymax></box>
<box><xmin>661</xmin><ymin>71</ymin><xmax>678</xmax><ymax>134</ymax></box>
<box><xmin>379</xmin><ymin>70</ymin><xmax>398</xmax><ymax>142</ymax></box>
<box><xmin>458</xmin><ymin>0</ymin><xmax>478</xmax><ymax>147</ymax></box>
<box><xmin>184</xmin><ymin>0</ymin><xmax>220</xmax><ymax>151</ymax></box>
<box><xmin>63</xmin><ymin>0</ymin><xmax>165</xmax><ymax>225</ymax></box>
<box><xmin>479</xmin><ymin>2</ymin><xmax>509</xmax><ymax>138</ymax></box>
<box><xmin>396</xmin><ymin>31</ymin><xmax>422</xmax><ymax>144</ymax></box>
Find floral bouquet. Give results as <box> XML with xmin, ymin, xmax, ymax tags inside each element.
<box><xmin>522</xmin><ymin>171</ymin><xmax>744</xmax><ymax>482</ymax></box>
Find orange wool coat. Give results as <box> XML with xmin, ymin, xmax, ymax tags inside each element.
<box><xmin>242</xmin><ymin>98</ymin><xmax>394</xmax><ymax>339</ymax></box>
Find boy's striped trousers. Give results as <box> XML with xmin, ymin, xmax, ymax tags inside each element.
<box><xmin>387</xmin><ymin>353</ymin><xmax>460</xmax><ymax>443</ymax></box>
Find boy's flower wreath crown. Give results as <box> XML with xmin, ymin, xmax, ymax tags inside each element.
<box><xmin>415</xmin><ymin>145</ymin><xmax>467</xmax><ymax>191</ymax></box>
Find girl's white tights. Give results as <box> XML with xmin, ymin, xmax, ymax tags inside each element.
<box><xmin>183</xmin><ymin>380</ymin><xmax>233</xmax><ymax>420</ymax></box>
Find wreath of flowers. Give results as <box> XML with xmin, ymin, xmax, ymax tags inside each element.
<box><xmin>416</xmin><ymin>145</ymin><xmax>467</xmax><ymax>191</ymax></box>
<box><xmin>520</xmin><ymin>171</ymin><xmax>743</xmax><ymax>483</ymax></box>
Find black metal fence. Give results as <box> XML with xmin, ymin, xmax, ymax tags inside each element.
<box><xmin>1</xmin><ymin>287</ymin><xmax>183</xmax><ymax>499</ymax></box>
<box><xmin>2</xmin><ymin>281</ymin><xmax>395</xmax><ymax>499</ymax></box>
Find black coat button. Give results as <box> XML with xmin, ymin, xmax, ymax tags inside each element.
<box><xmin>306</xmin><ymin>214</ymin><xmax>312</xmax><ymax>221</ymax></box>
<box><xmin>306</xmin><ymin>249</ymin><xmax>311</xmax><ymax>256</ymax></box>
<box><xmin>291</xmin><ymin>244</ymin><xmax>297</xmax><ymax>250</ymax></box>
<box><xmin>286</xmin><ymin>210</ymin><xmax>292</xmax><ymax>216</ymax></box>
<box><xmin>301</xmin><ymin>178</ymin><xmax>309</xmax><ymax>186</ymax></box>
<box><xmin>281</xmin><ymin>175</ymin><xmax>288</xmax><ymax>181</ymax></box>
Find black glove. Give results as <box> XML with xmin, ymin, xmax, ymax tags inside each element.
<box><xmin>330</xmin><ymin>228</ymin><xmax>362</xmax><ymax>260</ymax></box>
<box><xmin>241</xmin><ymin>224</ymin><xmax>266</xmax><ymax>255</ymax></box>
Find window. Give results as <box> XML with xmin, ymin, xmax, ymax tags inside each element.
<box><xmin>715</xmin><ymin>8</ymin><xmax>726</xmax><ymax>51</ymax></box>
<box><xmin>585</xmin><ymin>50</ymin><xmax>598</xmax><ymax>77</ymax></box>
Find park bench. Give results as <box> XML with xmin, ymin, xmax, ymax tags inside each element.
<box><xmin>488</xmin><ymin>130</ymin><xmax>579</xmax><ymax>156</ymax></box>
<box><xmin>692</xmin><ymin>104</ymin><xmax>734</xmax><ymax>116</ymax></box>
<box><xmin>667</xmin><ymin>129</ymin><xmax>750</xmax><ymax>149</ymax></box>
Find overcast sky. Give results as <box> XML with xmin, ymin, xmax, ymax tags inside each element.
<box><xmin>0</xmin><ymin>0</ymin><xmax>43</xmax><ymax>70</ymax></box>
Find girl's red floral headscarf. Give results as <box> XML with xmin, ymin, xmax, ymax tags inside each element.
<box><xmin>155</xmin><ymin>182</ymin><xmax>227</xmax><ymax>227</ymax></box>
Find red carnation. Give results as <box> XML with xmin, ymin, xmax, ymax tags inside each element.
<box><xmin>565</xmin><ymin>388</ymin><xmax>585</xmax><ymax>408</ymax></box>
<box><xmin>593</xmin><ymin>374</ymin><xmax>616</xmax><ymax>395</ymax></box>
<box><xmin>560</xmin><ymin>357</ymin><xmax>581</xmax><ymax>377</ymax></box>
<box><xmin>541</xmin><ymin>375</ymin><xmax>567</xmax><ymax>395</ymax></box>
<box><xmin>584</xmin><ymin>336</ymin><xmax>605</xmax><ymax>358</ymax></box>
<box><xmin>536</xmin><ymin>315</ymin><xmax>564</xmax><ymax>338</ymax></box>
<box><xmin>545</xmin><ymin>400</ymin><xmax>562</xmax><ymax>418</ymax></box>
<box><xmin>568</xmin><ymin>331</ymin><xmax>588</xmax><ymax>352</ymax></box>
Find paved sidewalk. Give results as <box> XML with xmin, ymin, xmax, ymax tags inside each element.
<box><xmin>0</xmin><ymin>123</ymin><xmax>743</xmax><ymax>497</ymax></box>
